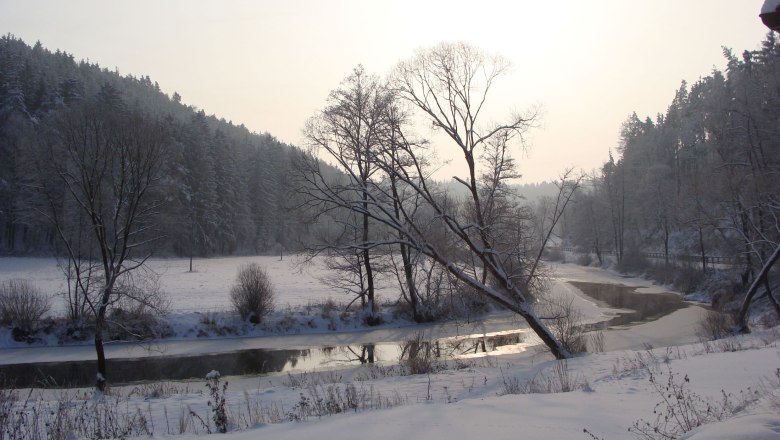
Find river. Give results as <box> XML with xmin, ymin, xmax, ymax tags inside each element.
<box><xmin>0</xmin><ymin>274</ymin><xmax>701</xmax><ymax>388</ymax></box>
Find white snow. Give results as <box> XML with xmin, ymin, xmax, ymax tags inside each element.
<box><xmin>0</xmin><ymin>255</ymin><xmax>353</xmax><ymax>314</ymax></box>
<box><xmin>0</xmin><ymin>256</ymin><xmax>778</xmax><ymax>439</ymax></box>
<box><xmin>128</xmin><ymin>334</ymin><xmax>780</xmax><ymax>439</ymax></box>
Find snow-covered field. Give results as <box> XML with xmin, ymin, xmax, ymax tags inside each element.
<box><xmin>0</xmin><ymin>255</ymin><xmax>358</xmax><ymax>313</ymax></box>
<box><xmin>0</xmin><ymin>256</ymin><xmax>778</xmax><ymax>439</ymax></box>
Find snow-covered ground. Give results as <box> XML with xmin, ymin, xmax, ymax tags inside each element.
<box><xmin>0</xmin><ymin>255</ymin><xmax>357</xmax><ymax>313</ymax></box>
<box><xmin>0</xmin><ymin>256</ymin><xmax>705</xmax><ymax>362</ymax></box>
<box><xmin>214</xmin><ymin>337</ymin><xmax>780</xmax><ymax>440</ymax></box>
<box><xmin>1</xmin><ymin>257</ymin><xmax>778</xmax><ymax>439</ymax></box>
<box><xmin>8</xmin><ymin>330</ymin><xmax>779</xmax><ymax>439</ymax></box>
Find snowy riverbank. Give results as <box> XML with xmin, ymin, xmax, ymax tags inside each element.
<box><xmin>0</xmin><ymin>256</ymin><xmax>777</xmax><ymax>439</ymax></box>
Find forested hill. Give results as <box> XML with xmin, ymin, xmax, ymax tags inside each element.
<box><xmin>566</xmin><ymin>34</ymin><xmax>780</xmax><ymax>285</ymax></box>
<box><xmin>0</xmin><ymin>35</ymin><xmax>314</xmax><ymax>256</ymax></box>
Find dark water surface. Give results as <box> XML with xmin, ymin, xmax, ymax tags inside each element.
<box><xmin>0</xmin><ymin>282</ymin><xmax>688</xmax><ymax>388</ymax></box>
<box><xmin>0</xmin><ymin>330</ymin><xmax>531</xmax><ymax>388</ymax></box>
<box><xmin>569</xmin><ymin>281</ymin><xmax>688</xmax><ymax>328</ymax></box>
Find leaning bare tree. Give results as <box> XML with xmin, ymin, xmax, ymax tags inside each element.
<box><xmin>298</xmin><ymin>43</ymin><xmax>571</xmax><ymax>358</ymax></box>
<box><xmin>387</xmin><ymin>42</ymin><xmax>570</xmax><ymax>358</ymax></box>
<box><xmin>28</xmin><ymin>94</ymin><xmax>169</xmax><ymax>391</ymax></box>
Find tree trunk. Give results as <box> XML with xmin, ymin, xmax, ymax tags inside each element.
<box><xmin>362</xmin><ymin>191</ymin><xmax>376</xmax><ymax>322</ymax></box>
<box><xmin>94</xmin><ymin>313</ymin><xmax>107</xmax><ymax>392</ymax></box>
<box><xmin>391</xmin><ymin>178</ymin><xmax>423</xmax><ymax>322</ymax></box>
<box><xmin>501</xmin><ymin>293</ymin><xmax>570</xmax><ymax>359</ymax></box>
<box><xmin>400</xmin><ymin>243</ymin><xmax>423</xmax><ymax>322</ymax></box>
<box><xmin>765</xmin><ymin>277</ymin><xmax>780</xmax><ymax>315</ymax></box>
<box><xmin>189</xmin><ymin>217</ymin><xmax>195</xmax><ymax>272</ymax></box>
<box><xmin>663</xmin><ymin>221</ymin><xmax>670</xmax><ymax>266</ymax></box>
<box><xmin>698</xmin><ymin>226</ymin><xmax>707</xmax><ymax>274</ymax></box>
<box><xmin>735</xmin><ymin>244</ymin><xmax>780</xmax><ymax>333</ymax></box>
<box><xmin>362</xmin><ymin>246</ymin><xmax>375</xmax><ymax>314</ymax></box>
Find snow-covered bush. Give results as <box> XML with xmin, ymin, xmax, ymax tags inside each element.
<box><xmin>230</xmin><ymin>263</ymin><xmax>275</xmax><ymax>323</ymax></box>
<box><xmin>617</xmin><ymin>247</ymin><xmax>648</xmax><ymax>274</ymax></box>
<box><xmin>0</xmin><ymin>279</ymin><xmax>51</xmax><ymax>339</ymax></box>
<box><xmin>576</xmin><ymin>252</ymin><xmax>594</xmax><ymax>266</ymax></box>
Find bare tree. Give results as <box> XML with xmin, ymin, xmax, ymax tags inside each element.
<box><xmin>28</xmin><ymin>96</ymin><xmax>169</xmax><ymax>391</ymax></box>
<box><xmin>575</xmin><ymin>176</ymin><xmax>615</xmax><ymax>266</ymax></box>
<box><xmin>298</xmin><ymin>43</ymin><xmax>571</xmax><ymax>358</ymax></box>
<box><xmin>319</xmin><ymin>209</ymin><xmax>390</xmax><ymax>311</ymax></box>
<box><xmin>302</xmin><ymin>66</ymin><xmax>391</xmax><ymax>324</ymax></box>
<box><xmin>527</xmin><ymin>169</ymin><xmax>582</xmax><ymax>285</ymax></box>
<box><xmin>388</xmin><ymin>42</ymin><xmax>570</xmax><ymax>358</ymax></box>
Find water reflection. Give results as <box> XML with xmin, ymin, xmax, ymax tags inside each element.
<box><xmin>569</xmin><ymin>281</ymin><xmax>688</xmax><ymax>329</ymax></box>
<box><xmin>319</xmin><ymin>344</ymin><xmax>376</xmax><ymax>365</ymax></box>
<box><xmin>0</xmin><ymin>348</ymin><xmax>307</xmax><ymax>388</ymax></box>
<box><xmin>1</xmin><ymin>282</ymin><xmax>685</xmax><ymax>388</ymax></box>
<box><xmin>0</xmin><ymin>332</ymin><xmax>531</xmax><ymax>388</ymax></box>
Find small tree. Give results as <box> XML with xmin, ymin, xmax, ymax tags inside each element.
<box><xmin>230</xmin><ymin>263</ymin><xmax>275</xmax><ymax>323</ymax></box>
<box><xmin>26</xmin><ymin>89</ymin><xmax>170</xmax><ymax>391</ymax></box>
<box><xmin>0</xmin><ymin>279</ymin><xmax>50</xmax><ymax>338</ymax></box>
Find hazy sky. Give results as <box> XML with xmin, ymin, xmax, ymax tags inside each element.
<box><xmin>0</xmin><ymin>1</ymin><xmax>770</xmax><ymax>182</ymax></box>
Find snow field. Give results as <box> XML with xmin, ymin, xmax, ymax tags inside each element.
<box><xmin>0</xmin><ymin>255</ymin><xmax>354</xmax><ymax>314</ymax></box>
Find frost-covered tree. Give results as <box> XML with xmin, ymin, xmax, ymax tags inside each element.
<box><xmin>302</xmin><ymin>66</ymin><xmax>390</xmax><ymax>324</ymax></box>
<box><xmin>299</xmin><ymin>43</ymin><xmax>572</xmax><ymax>358</ymax></box>
<box><xmin>0</xmin><ymin>35</ymin><xmax>316</xmax><ymax>257</ymax></box>
<box><xmin>567</xmin><ymin>34</ymin><xmax>780</xmax><ymax>328</ymax></box>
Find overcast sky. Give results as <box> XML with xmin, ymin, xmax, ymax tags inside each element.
<box><xmin>0</xmin><ymin>0</ymin><xmax>770</xmax><ymax>182</ymax></box>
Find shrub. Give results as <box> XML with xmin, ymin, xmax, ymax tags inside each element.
<box><xmin>543</xmin><ymin>246</ymin><xmax>564</xmax><ymax>262</ymax></box>
<box><xmin>588</xmin><ymin>331</ymin><xmax>605</xmax><ymax>353</ymax></box>
<box><xmin>0</xmin><ymin>279</ymin><xmax>51</xmax><ymax>338</ymax></box>
<box><xmin>230</xmin><ymin>263</ymin><xmax>275</xmax><ymax>323</ymax></box>
<box><xmin>538</xmin><ymin>295</ymin><xmax>587</xmax><ymax>354</ymax></box>
<box><xmin>576</xmin><ymin>252</ymin><xmax>593</xmax><ymax>266</ymax></box>
<box><xmin>453</xmin><ymin>283</ymin><xmax>490</xmax><ymax>318</ymax></box>
<box><xmin>107</xmin><ymin>272</ymin><xmax>171</xmax><ymax>340</ymax></box>
<box><xmin>696</xmin><ymin>309</ymin><xmax>735</xmax><ymax>342</ymax></box>
<box><xmin>399</xmin><ymin>333</ymin><xmax>445</xmax><ymax>375</ymax></box>
<box><xmin>502</xmin><ymin>360</ymin><xmax>587</xmax><ymax>394</ymax></box>
<box><xmin>630</xmin><ymin>363</ymin><xmax>740</xmax><ymax>439</ymax></box>
<box><xmin>617</xmin><ymin>247</ymin><xmax>648</xmax><ymax>274</ymax></box>
<box><xmin>671</xmin><ymin>263</ymin><xmax>705</xmax><ymax>294</ymax></box>
<box><xmin>206</xmin><ymin>370</ymin><xmax>228</xmax><ymax>433</ymax></box>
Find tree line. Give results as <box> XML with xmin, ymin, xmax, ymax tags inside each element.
<box><xmin>565</xmin><ymin>34</ymin><xmax>780</xmax><ymax>330</ymax></box>
<box><xmin>0</xmin><ymin>34</ymin><xmax>315</xmax><ymax>257</ymax></box>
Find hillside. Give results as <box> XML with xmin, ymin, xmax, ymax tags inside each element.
<box><xmin>0</xmin><ymin>35</ymin><xmax>316</xmax><ymax>256</ymax></box>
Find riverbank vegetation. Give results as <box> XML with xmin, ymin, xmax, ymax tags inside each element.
<box><xmin>563</xmin><ymin>35</ymin><xmax>780</xmax><ymax>331</ymax></box>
